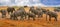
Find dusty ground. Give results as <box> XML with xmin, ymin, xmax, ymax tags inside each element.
<box><xmin>0</xmin><ymin>7</ymin><xmax>60</xmax><ymax>27</ymax></box>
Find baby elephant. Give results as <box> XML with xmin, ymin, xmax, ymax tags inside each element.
<box><xmin>0</xmin><ymin>10</ymin><xmax>7</xmax><ymax>18</ymax></box>
<box><xmin>27</xmin><ymin>12</ymin><xmax>36</xmax><ymax>21</ymax></box>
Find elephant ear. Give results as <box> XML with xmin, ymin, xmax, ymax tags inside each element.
<box><xmin>12</xmin><ymin>8</ymin><xmax>15</xmax><ymax>11</ymax></box>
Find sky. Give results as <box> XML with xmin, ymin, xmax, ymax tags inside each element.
<box><xmin>41</xmin><ymin>0</ymin><xmax>60</xmax><ymax>7</ymax></box>
<box><xmin>0</xmin><ymin>0</ymin><xmax>60</xmax><ymax>7</ymax></box>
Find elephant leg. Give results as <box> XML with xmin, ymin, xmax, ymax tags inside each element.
<box><xmin>41</xmin><ymin>14</ymin><xmax>43</xmax><ymax>17</ymax></box>
<box><xmin>2</xmin><ymin>14</ymin><xmax>5</xmax><ymax>18</ymax></box>
<box><xmin>15</xmin><ymin>17</ymin><xmax>18</xmax><ymax>20</ymax></box>
<box><xmin>55</xmin><ymin>17</ymin><xmax>57</xmax><ymax>21</ymax></box>
<box><xmin>25</xmin><ymin>16</ymin><xmax>26</xmax><ymax>19</ymax></box>
<box><xmin>49</xmin><ymin>16</ymin><xmax>51</xmax><ymax>21</ymax></box>
<box><xmin>3</xmin><ymin>14</ymin><xmax>6</xmax><ymax>18</ymax></box>
<box><xmin>39</xmin><ymin>15</ymin><xmax>43</xmax><ymax>18</ymax></box>
<box><xmin>28</xmin><ymin>16</ymin><xmax>30</xmax><ymax>20</ymax></box>
<box><xmin>20</xmin><ymin>16</ymin><xmax>24</xmax><ymax>20</ymax></box>
<box><xmin>4</xmin><ymin>15</ymin><xmax>6</xmax><ymax>17</ymax></box>
<box><xmin>10</xmin><ymin>16</ymin><xmax>12</xmax><ymax>20</ymax></box>
<box><xmin>25</xmin><ymin>15</ymin><xmax>27</xmax><ymax>19</ymax></box>
<box><xmin>13</xmin><ymin>17</ymin><xmax>15</xmax><ymax>20</ymax></box>
<box><xmin>8</xmin><ymin>12</ymin><xmax>10</xmax><ymax>14</ymax></box>
<box><xmin>33</xmin><ymin>17</ymin><xmax>35</xmax><ymax>21</ymax></box>
<box><xmin>38</xmin><ymin>15</ymin><xmax>40</xmax><ymax>18</ymax></box>
<box><xmin>11</xmin><ymin>11</ymin><xmax>13</xmax><ymax>14</ymax></box>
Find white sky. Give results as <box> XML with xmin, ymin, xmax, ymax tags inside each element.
<box><xmin>0</xmin><ymin>0</ymin><xmax>47</xmax><ymax>7</ymax></box>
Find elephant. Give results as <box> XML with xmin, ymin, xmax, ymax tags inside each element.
<box><xmin>7</xmin><ymin>7</ymin><xmax>15</xmax><ymax>14</ymax></box>
<box><xmin>26</xmin><ymin>12</ymin><xmax>36</xmax><ymax>21</ymax></box>
<box><xmin>10</xmin><ymin>8</ymin><xmax>26</xmax><ymax>20</ymax></box>
<box><xmin>29</xmin><ymin>7</ymin><xmax>43</xmax><ymax>18</ymax></box>
<box><xmin>54</xmin><ymin>9</ymin><xmax>60</xmax><ymax>12</ymax></box>
<box><xmin>0</xmin><ymin>10</ymin><xmax>7</xmax><ymax>18</ymax></box>
<box><xmin>46</xmin><ymin>10</ymin><xmax>58</xmax><ymax>21</ymax></box>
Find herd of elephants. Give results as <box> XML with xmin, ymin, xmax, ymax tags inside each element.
<box><xmin>0</xmin><ymin>6</ymin><xmax>60</xmax><ymax>21</ymax></box>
